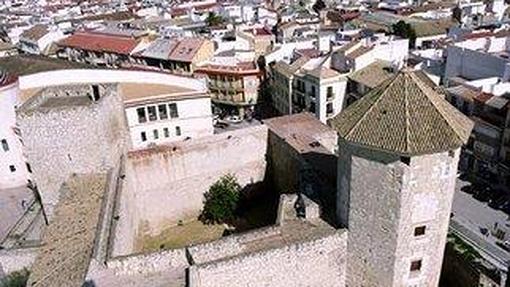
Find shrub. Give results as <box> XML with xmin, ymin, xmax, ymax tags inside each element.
<box><xmin>0</xmin><ymin>268</ymin><xmax>29</xmax><ymax>287</ymax></box>
<box><xmin>199</xmin><ymin>174</ymin><xmax>241</xmax><ymax>225</ymax></box>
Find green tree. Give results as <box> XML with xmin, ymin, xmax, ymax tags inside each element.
<box><xmin>312</xmin><ymin>0</ymin><xmax>326</xmax><ymax>14</ymax></box>
<box><xmin>391</xmin><ymin>20</ymin><xmax>417</xmax><ymax>49</ymax></box>
<box><xmin>452</xmin><ymin>6</ymin><xmax>462</xmax><ymax>24</ymax></box>
<box><xmin>199</xmin><ymin>174</ymin><xmax>241</xmax><ymax>224</ymax></box>
<box><xmin>0</xmin><ymin>269</ymin><xmax>29</xmax><ymax>287</ymax></box>
<box><xmin>206</xmin><ymin>12</ymin><xmax>224</xmax><ymax>27</ymax></box>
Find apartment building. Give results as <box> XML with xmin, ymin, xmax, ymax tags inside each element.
<box><xmin>446</xmin><ymin>83</ymin><xmax>510</xmax><ymax>187</ymax></box>
<box><xmin>195</xmin><ymin>59</ymin><xmax>261</xmax><ymax>117</ymax></box>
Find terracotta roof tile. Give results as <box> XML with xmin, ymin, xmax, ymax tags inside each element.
<box><xmin>167</xmin><ymin>38</ymin><xmax>205</xmax><ymax>63</ymax></box>
<box><xmin>330</xmin><ymin>69</ymin><xmax>474</xmax><ymax>156</ymax></box>
<box><xmin>58</xmin><ymin>32</ymin><xmax>140</xmax><ymax>55</ymax></box>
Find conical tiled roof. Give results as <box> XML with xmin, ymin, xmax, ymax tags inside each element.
<box><xmin>330</xmin><ymin>69</ymin><xmax>474</xmax><ymax>156</ymax></box>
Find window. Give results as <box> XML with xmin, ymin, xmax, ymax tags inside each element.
<box><xmin>137</xmin><ymin>108</ymin><xmax>147</xmax><ymax>123</ymax></box>
<box><xmin>414</xmin><ymin>226</ymin><xmax>426</xmax><ymax>236</ymax></box>
<box><xmin>153</xmin><ymin>129</ymin><xmax>159</xmax><ymax>139</ymax></box>
<box><xmin>164</xmin><ymin>127</ymin><xmax>170</xmax><ymax>138</ymax></box>
<box><xmin>175</xmin><ymin>126</ymin><xmax>181</xmax><ymax>136</ymax></box>
<box><xmin>9</xmin><ymin>165</ymin><xmax>16</xmax><ymax>172</ymax></box>
<box><xmin>141</xmin><ymin>132</ymin><xmax>147</xmax><ymax>142</ymax></box>
<box><xmin>158</xmin><ymin>104</ymin><xmax>168</xmax><ymax>120</ymax></box>
<box><xmin>169</xmin><ymin>103</ymin><xmax>179</xmax><ymax>118</ymax></box>
<box><xmin>410</xmin><ymin>260</ymin><xmax>422</xmax><ymax>272</ymax></box>
<box><xmin>148</xmin><ymin>106</ymin><xmax>157</xmax><ymax>121</ymax></box>
<box><xmin>400</xmin><ymin>156</ymin><xmax>411</xmax><ymax>165</ymax></box>
<box><xmin>1</xmin><ymin>139</ymin><xmax>9</xmax><ymax>152</ymax></box>
<box><xmin>326</xmin><ymin>103</ymin><xmax>334</xmax><ymax>115</ymax></box>
<box><xmin>327</xmin><ymin>86</ymin><xmax>333</xmax><ymax>97</ymax></box>
<box><xmin>26</xmin><ymin>163</ymin><xmax>32</xmax><ymax>173</ymax></box>
<box><xmin>91</xmin><ymin>84</ymin><xmax>100</xmax><ymax>101</ymax></box>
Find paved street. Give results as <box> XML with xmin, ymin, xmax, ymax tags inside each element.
<box><xmin>451</xmin><ymin>179</ymin><xmax>510</xmax><ymax>268</ymax></box>
<box><xmin>0</xmin><ymin>186</ymin><xmax>33</xmax><ymax>242</ymax></box>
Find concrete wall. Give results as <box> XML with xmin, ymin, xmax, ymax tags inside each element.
<box><xmin>17</xmin><ymin>85</ymin><xmax>128</xmax><ymax>217</ymax></box>
<box><xmin>445</xmin><ymin>46</ymin><xmax>509</xmax><ymax>81</ymax></box>
<box><xmin>338</xmin><ymin>140</ymin><xmax>461</xmax><ymax>287</ymax></box>
<box><xmin>188</xmin><ymin>231</ymin><xmax>347</xmax><ymax>287</ymax></box>
<box><xmin>113</xmin><ymin>125</ymin><xmax>268</xmax><ymax>254</ymax></box>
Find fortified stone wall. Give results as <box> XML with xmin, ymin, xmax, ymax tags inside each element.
<box><xmin>339</xmin><ymin>139</ymin><xmax>462</xmax><ymax>287</ymax></box>
<box><xmin>339</xmin><ymin>141</ymin><xmax>402</xmax><ymax>287</ymax></box>
<box><xmin>17</xmin><ymin>84</ymin><xmax>128</xmax><ymax>217</ymax></box>
<box><xmin>105</xmin><ymin>248</ymin><xmax>188</xmax><ymax>276</ymax></box>
<box><xmin>188</xmin><ymin>231</ymin><xmax>347</xmax><ymax>287</ymax></box>
<box><xmin>112</xmin><ymin>125</ymin><xmax>268</xmax><ymax>254</ymax></box>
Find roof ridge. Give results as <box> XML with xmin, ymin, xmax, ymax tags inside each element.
<box><xmin>343</xmin><ymin>72</ymin><xmax>402</xmax><ymax>139</ymax></box>
<box><xmin>409</xmin><ymin>71</ymin><xmax>468</xmax><ymax>146</ymax></box>
<box><xmin>404</xmin><ymin>73</ymin><xmax>411</xmax><ymax>155</ymax></box>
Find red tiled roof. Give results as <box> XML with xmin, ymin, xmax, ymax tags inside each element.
<box><xmin>58</xmin><ymin>32</ymin><xmax>140</xmax><ymax>55</ymax></box>
<box><xmin>195</xmin><ymin>61</ymin><xmax>260</xmax><ymax>76</ymax></box>
<box><xmin>243</xmin><ymin>27</ymin><xmax>272</xmax><ymax>36</ymax></box>
<box><xmin>170</xmin><ymin>2</ymin><xmax>218</xmax><ymax>16</ymax></box>
<box><xmin>474</xmin><ymin>92</ymin><xmax>493</xmax><ymax>103</ymax></box>
<box><xmin>168</xmin><ymin>38</ymin><xmax>205</xmax><ymax>62</ymax></box>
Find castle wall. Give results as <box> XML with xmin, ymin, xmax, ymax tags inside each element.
<box><xmin>112</xmin><ymin>125</ymin><xmax>268</xmax><ymax>255</ymax></box>
<box><xmin>188</xmin><ymin>231</ymin><xmax>347</xmax><ymax>287</ymax></box>
<box><xmin>17</xmin><ymin>86</ymin><xmax>128</xmax><ymax>217</ymax></box>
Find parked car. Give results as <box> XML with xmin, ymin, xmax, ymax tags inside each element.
<box><xmin>461</xmin><ymin>185</ymin><xmax>475</xmax><ymax>194</ymax></box>
<box><xmin>226</xmin><ymin>115</ymin><xmax>243</xmax><ymax>124</ymax></box>
<box><xmin>473</xmin><ymin>187</ymin><xmax>491</xmax><ymax>202</ymax></box>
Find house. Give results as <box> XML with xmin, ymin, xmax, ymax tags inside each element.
<box><xmin>57</xmin><ymin>30</ymin><xmax>147</xmax><ymax>67</ymax></box>
<box><xmin>134</xmin><ymin>37</ymin><xmax>215</xmax><ymax>75</ymax></box>
<box><xmin>237</xmin><ymin>26</ymin><xmax>275</xmax><ymax>56</ymax></box>
<box><xmin>123</xmin><ymin>78</ymin><xmax>214</xmax><ymax>148</ymax></box>
<box><xmin>18</xmin><ymin>24</ymin><xmax>66</xmax><ymax>56</ymax></box>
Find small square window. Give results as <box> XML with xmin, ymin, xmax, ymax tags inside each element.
<box><xmin>153</xmin><ymin>129</ymin><xmax>159</xmax><ymax>139</ymax></box>
<box><xmin>1</xmin><ymin>139</ymin><xmax>9</xmax><ymax>152</ymax></box>
<box><xmin>414</xmin><ymin>226</ymin><xmax>426</xmax><ymax>236</ymax></box>
<box><xmin>410</xmin><ymin>260</ymin><xmax>422</xmax><ymax>272</ymax></box>
<box><xmin>141</xmin><ymin>132</ymin><xmax>147</xmax><ymax>142</ymax></box>
<box><xmin>9</xmin><ymin>165</ymin><xmax>16</xmax><ymax>172</ymax></box>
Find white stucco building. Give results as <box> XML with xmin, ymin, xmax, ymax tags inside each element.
<box><xmin>16</xmin><ymin>70</ymin><xmax>214</xmax><ymax>150</ymax></box>
<box><xmin>0</xmin><ymin>72</ymin><xmax>30</xmax><ymax>189</ymax></box>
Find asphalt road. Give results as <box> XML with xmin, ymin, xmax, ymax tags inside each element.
<box><xmin>451</xmin><ymin>178</ymin><xmax>510</xmax><ymax>268</ymax></box>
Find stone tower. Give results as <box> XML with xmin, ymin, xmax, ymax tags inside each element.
<box><xmin>330</xmin><ymin>70</ymin><xmax>474</xmax><ymax>287</ymax></box>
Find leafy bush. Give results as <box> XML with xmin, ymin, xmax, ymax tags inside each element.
<box><xmin>0</xmin><ymin>269</ymin><xmax>29</xmax><ymax>287</ymax></box>
<box><xmin>199</xmin><ymin>174</ymin><xmax>241</xmax><ymax>224</ymax></box>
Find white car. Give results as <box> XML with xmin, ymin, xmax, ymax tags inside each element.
<box><xmin>227</xmin><ymin>115</ymin><xmax>243</xmax><ymax>124</ymax></box>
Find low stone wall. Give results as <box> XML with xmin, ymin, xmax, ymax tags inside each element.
<box><xmin>187</xmin><ymin>226</ymin><xmax>281</xmax><ymax>265</ymax></box>
<box><xmin>188</xmin><ymin>231</ymin><xmax>347</xmax><ymax>287</ymax></box>
<box><xmin>0</xmin><ymin>247</ymin><xmax>39</xmax><ymax>276</ymax></box>
<box><xmin>106</xmin><ymin>248</ymin><xmax>188</xmax><ymax>276</ymax></box>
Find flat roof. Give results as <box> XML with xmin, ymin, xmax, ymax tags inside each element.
<box><xmin>119</xmin><ymin>83</ymin><xmax>206</xmax><ymax>106</ymax></box>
